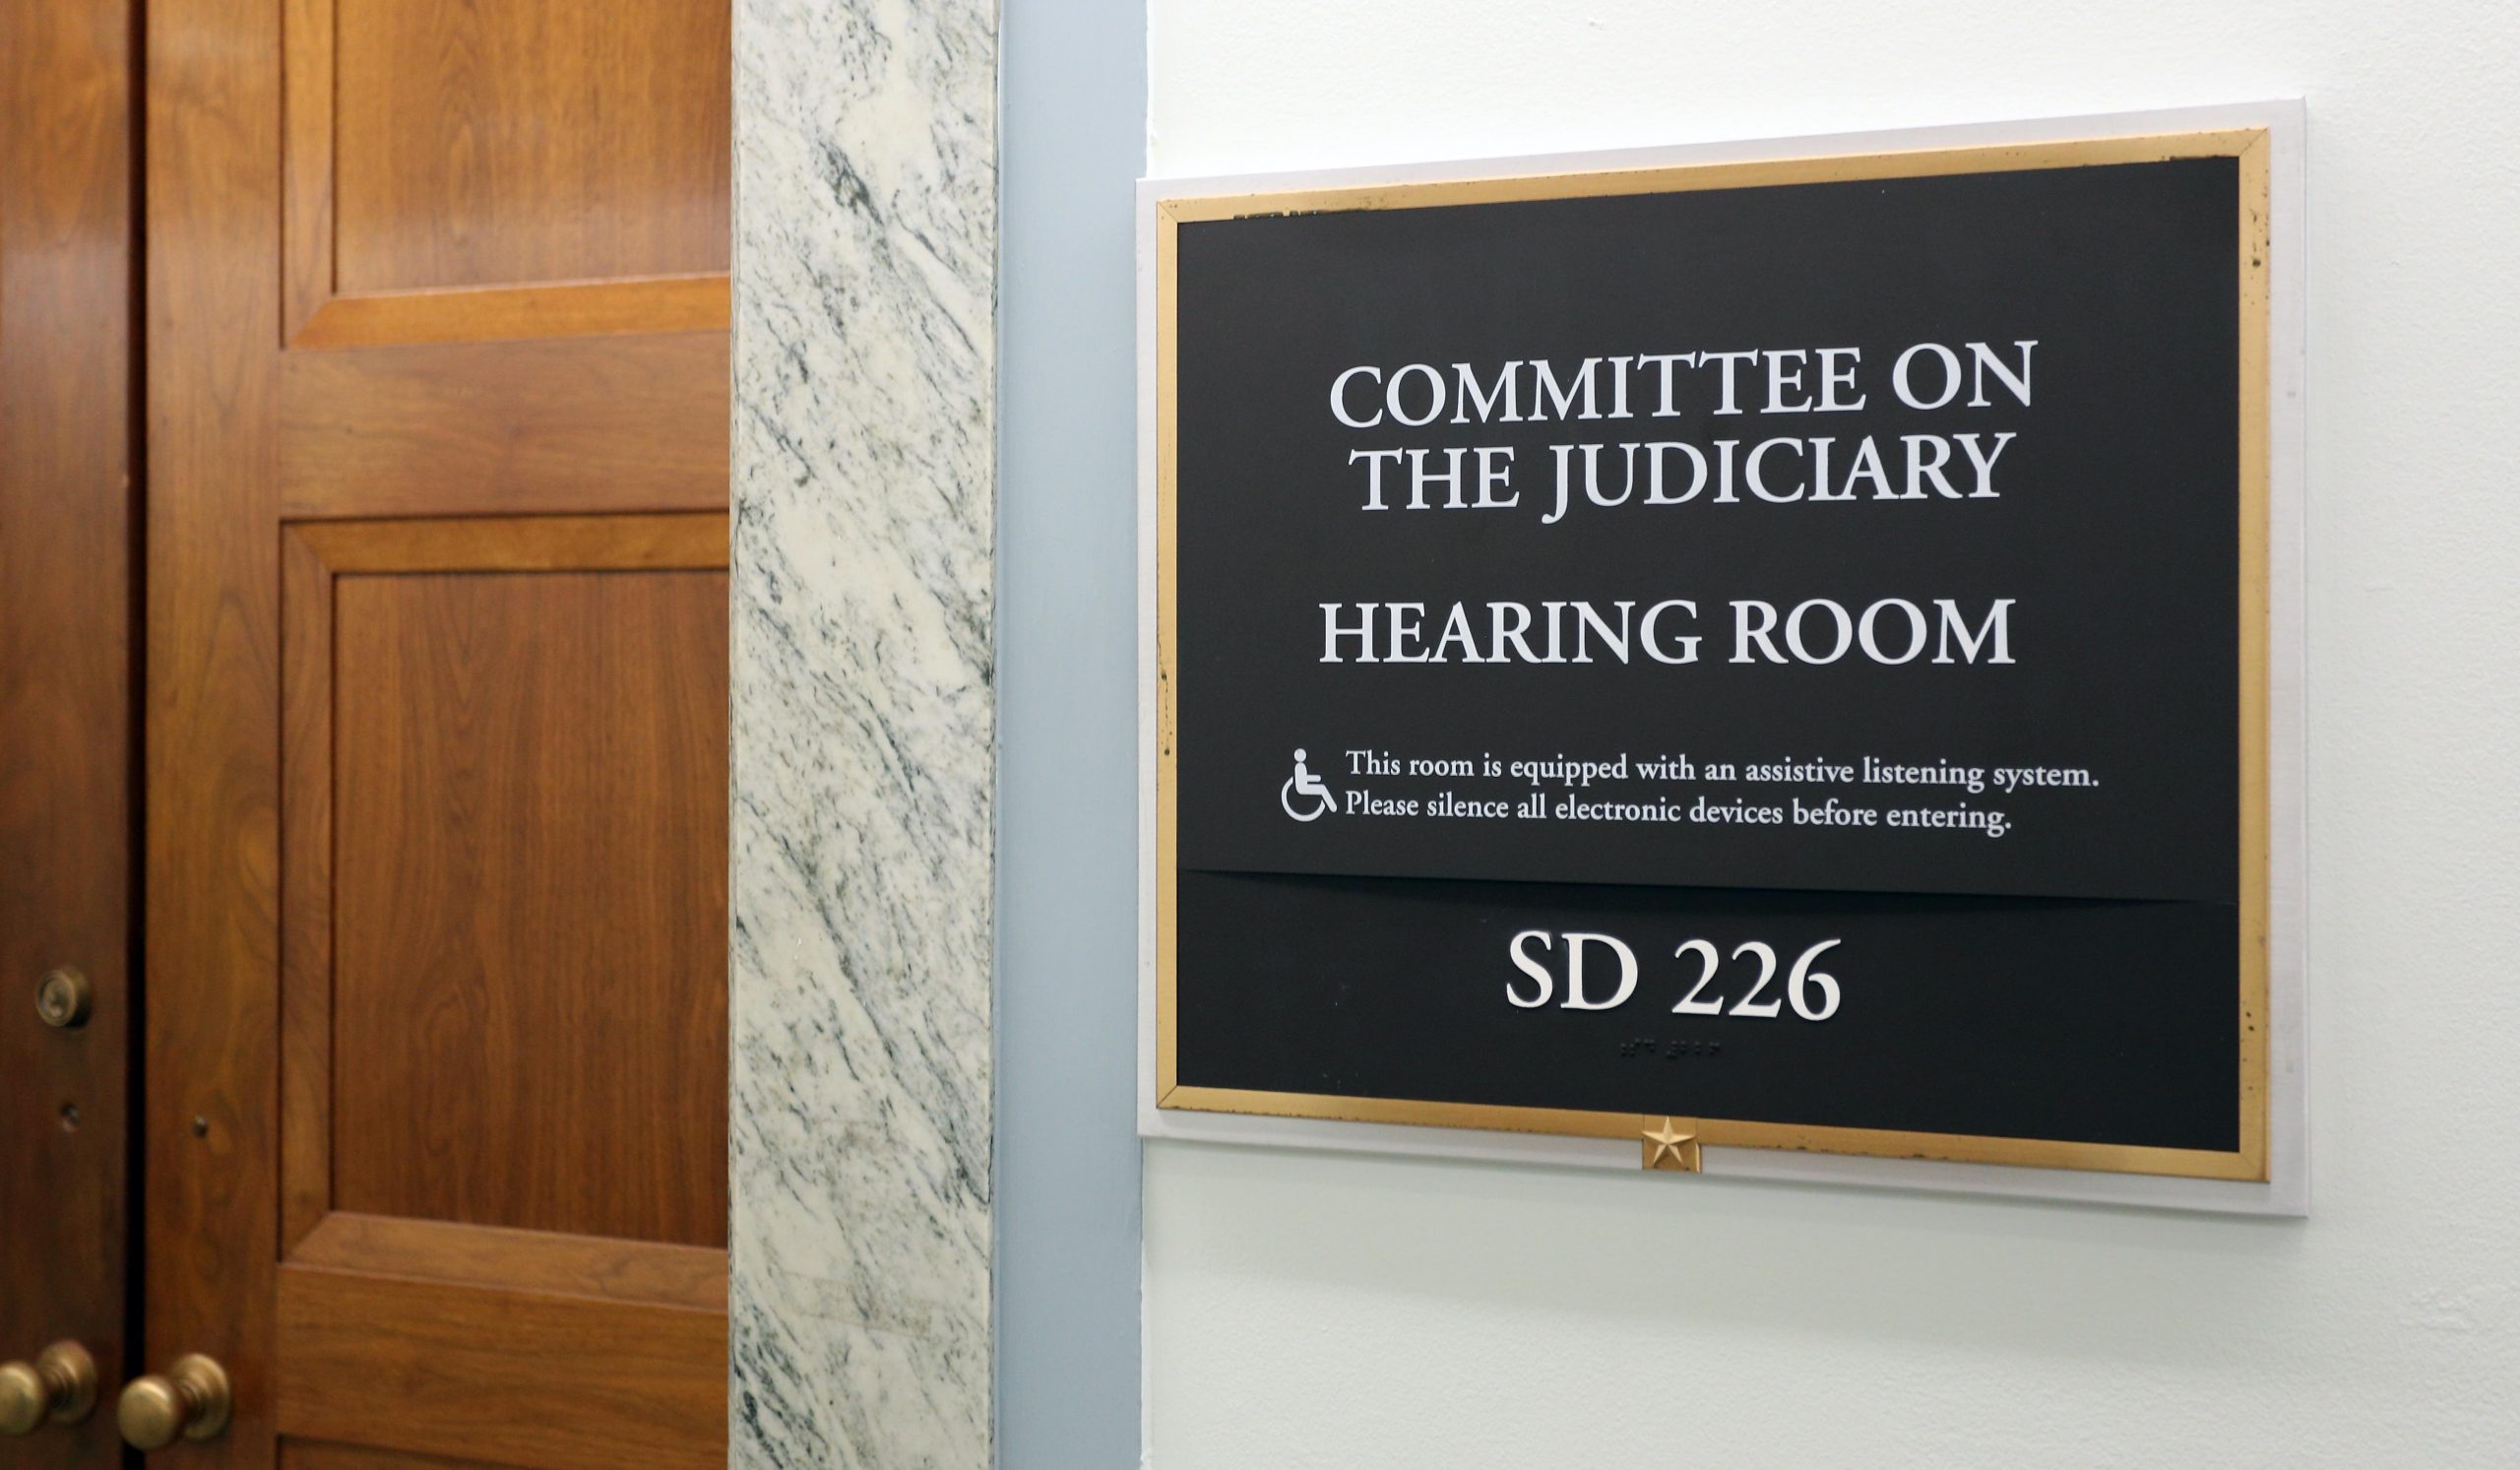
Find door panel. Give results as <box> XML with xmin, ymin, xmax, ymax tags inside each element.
<box><xmin>276</xmin><ymin>1221</ymin><xmax>724</xmax><ymax>1470</ymax></box>
<box><xmin>280</xmin><ymin>516</ymin><xmax>729</xmax><ymax>1253</ymax></box>
<box><xmin>282</xmin><ymin>0</ymin><xmax>730</xmax><ymax>348</ymax></box>
<box><xmin>329</xmin><ymin>0</ymin><xmax>730</xmax><ymax>292</ymax></box>
<box><xmin>150</xmin><ymin>0</ymin><xmax>730</xmax><ymax>1463</ymax></box>
<box><xmin>323</xmin><ymin>562</ymin><xmax>727</xmax><ymax>1246</ymax></box>
<box><xmin>0</xmin><ymin>2</ymin><xmax>135</xmax><ymax>1465</ymax></box>
<box><xmin>280</xmin><ymin>1442</ymin><xmax>489</xmax><ymax>1470</ymax></box>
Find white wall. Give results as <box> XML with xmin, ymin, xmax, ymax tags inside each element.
<box><xmin>1143</xmin><ymin>2</ymin><xmax>2520</xmax><ymax>1465</ymax></box>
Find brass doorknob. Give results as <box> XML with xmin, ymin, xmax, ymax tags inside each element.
<box><xmin>116</xmin><ymin>1354</ymin><xmax>230</xmax><ymax>1449</ymax></box>
<box><xmin>0</xmin><ymin>1340</ymin><xmax>98</xmax><ymax>1434</ymax></box>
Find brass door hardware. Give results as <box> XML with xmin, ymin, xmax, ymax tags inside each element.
<box><xmin>33</xmin><ymin>967</ymin><xmax>92</xmax><ymax>1029</ymax></box>
<box><xmin>116</xmin><ymin>1354</ymin><xmax>230</xmax><ymax>1449</ymax></box>
<box><xmin>0</xmin><ymin>1340</ymin><xmax>98</xmax><ymax>1434</ymax></box>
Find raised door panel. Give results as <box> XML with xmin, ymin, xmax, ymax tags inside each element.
<box><xmin>276</xmin><ymin>1251</ymin><xmax>723</xmax><ymax>1470</ymax></box>
<box><xmin>274</xmin><ymin>515</ymin><xmax>727</xmax><ymax>1470</ymax></box>
<box><xmin>327</xmin><ymin>567</ymin><xmax>726</xmax><ymax>1245</ymax></box>
<box><xmin>330</xmin><ymin>0</ymin><xmax>730</xmax><ymax>293</ymax></box>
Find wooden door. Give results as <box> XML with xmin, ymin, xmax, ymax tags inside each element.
<box><xmin>0</xmin><ymin>2</ymin><xmax>137</xmax><ymax>1465</ymax></box>
<box><xmin>147</xmin><ymin>2</ymin><xmax>732</xmax><ymax>1466</ymax></box>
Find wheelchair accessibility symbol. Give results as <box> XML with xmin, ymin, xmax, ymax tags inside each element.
<box><xmin>1281</xmin><ymin>748</ymin><xmax>1336</xmax><ymax>822</ymax></box>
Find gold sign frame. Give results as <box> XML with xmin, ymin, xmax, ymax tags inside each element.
<box><xmin>1153</xmin><ymin>129</ymin><xmax>2272</xmax><ymax>1182</ymax></box>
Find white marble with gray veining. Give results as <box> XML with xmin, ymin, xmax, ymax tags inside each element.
<box><xmin>730</xmin><ymin>0</ymin><xmax>995</xmax><ymax>1464</ymax></box>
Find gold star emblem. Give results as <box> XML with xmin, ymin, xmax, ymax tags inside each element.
<box><xmin>1641</xmin><ymin>1117</ymin><xmax>1701</xmax><ymax>1173</ymax></box>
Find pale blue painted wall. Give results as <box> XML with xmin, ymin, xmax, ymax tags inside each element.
<box><xmin>997</xmin><ymin>0</ymin><xmax>1146</xmax><ymax>1462</ymax></box>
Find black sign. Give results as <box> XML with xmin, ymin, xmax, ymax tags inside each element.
<box><xmin>1156</xmin><ymin>135</ymin><xmax>2270</xmax><ymax>1179</ymax></box>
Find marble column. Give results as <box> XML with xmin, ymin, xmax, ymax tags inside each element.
<box><xmin>728</xmin><ymin>2</ymin><xmax>996</xmax><ymax>1466</ymax></box>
